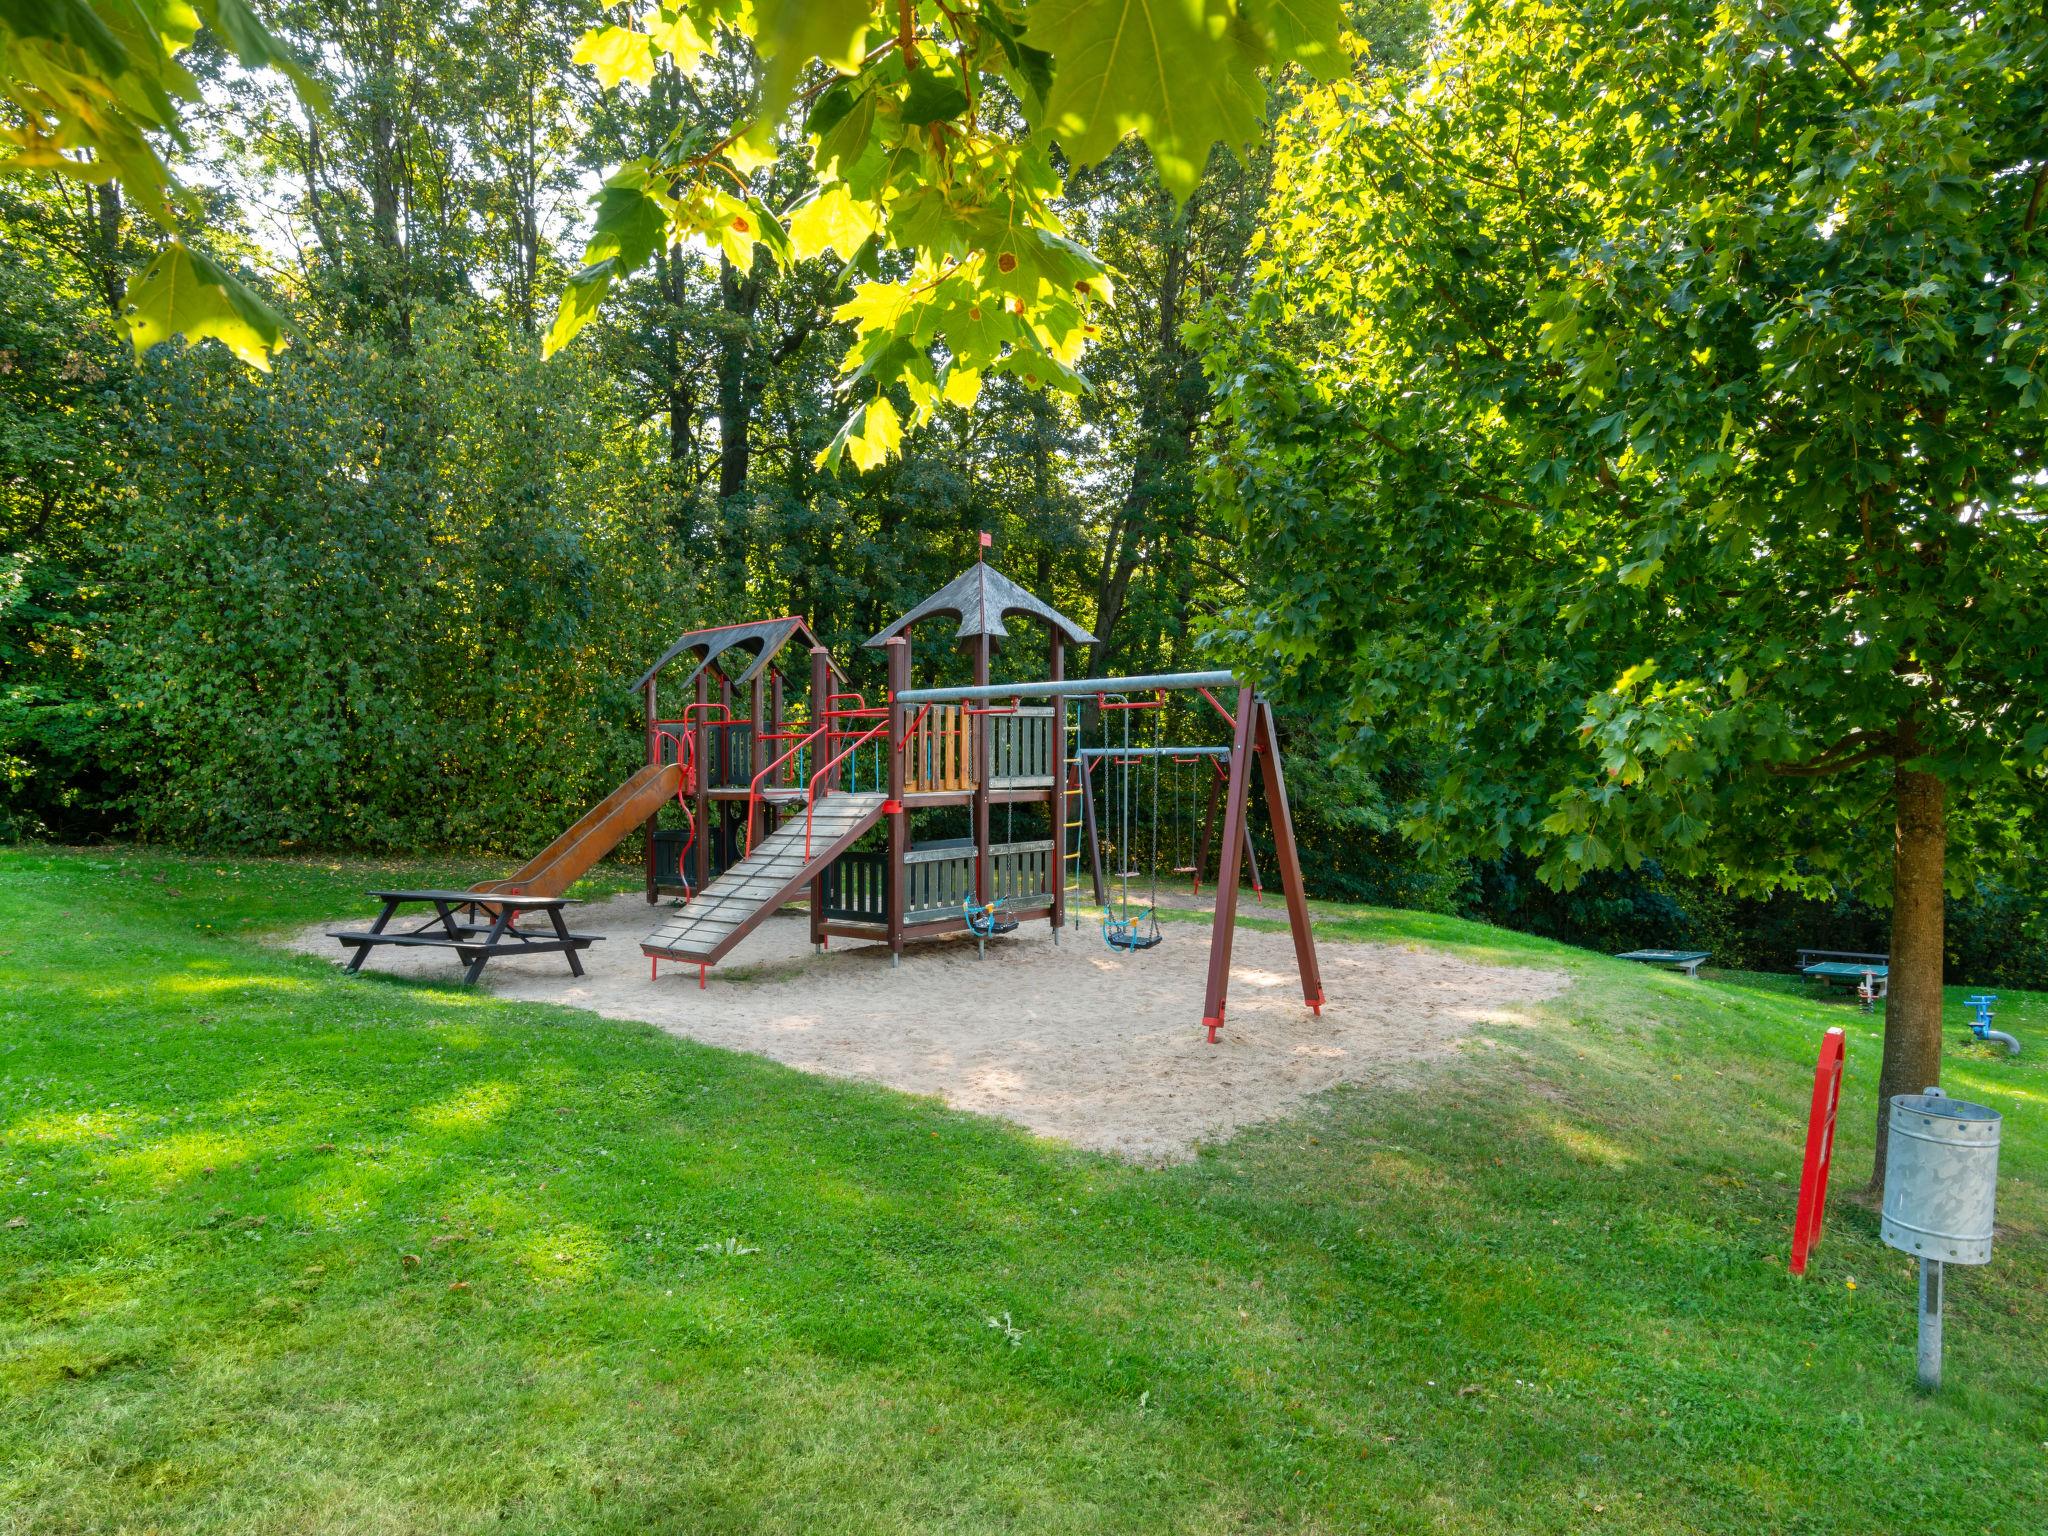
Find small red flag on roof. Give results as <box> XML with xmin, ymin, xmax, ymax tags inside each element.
<box><xmin>979</xmin><ymin>530</ymin><xmax>992</xmax><ymax>547</ymax></box>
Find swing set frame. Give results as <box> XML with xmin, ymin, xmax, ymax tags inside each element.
<box><xmin>895</xmin><ymin>669</ymin><xmax>1325</xmax><ymax>1044</ymax></box>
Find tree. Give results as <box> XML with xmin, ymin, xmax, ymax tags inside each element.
<box><xmin>545</xmin><ymin>0</ymin><xmax>1351</xmax><ymax>468</ymax></box>
<box><xmin>1203</xmin><ymin>0</ymin><xmax>2048</xmax><ymax>1186</ymax></box>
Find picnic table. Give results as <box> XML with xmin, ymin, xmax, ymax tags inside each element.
<box><xmin>1797</xmin><ymin>950</ymin><xmax>1889</xmax><ymax>1010</ymax></box>
<box><xmin>1615</xmin><ymin>948</ymin><xmax>1712</xmax><ymax>978</ymax></box>
<box><xmin>330</xmin><ymin>890</ymin><xmax>600</xmax><ymax>984</ymax></box>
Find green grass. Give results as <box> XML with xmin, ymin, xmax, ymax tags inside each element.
<box><xmin>2</xmin><ymin>846</ymin><xmax>2044</xmax><ymax>1534</ymax></box>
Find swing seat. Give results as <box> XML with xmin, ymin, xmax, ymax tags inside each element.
<box><xmin>1101</xmin><ymin>911</ymin><xmax>1163</xmax><ymax>953</ymax></box>
<box><xmin>965</xmin><ymin>900</ymin><xmax>1019</xmax><ymax>939</ymax></box>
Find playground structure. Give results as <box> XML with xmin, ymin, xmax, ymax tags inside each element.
<box><xmin>466</xmin><ymin>558</ymin><xmax>1323</xmax><ymax>1043</ymax></box>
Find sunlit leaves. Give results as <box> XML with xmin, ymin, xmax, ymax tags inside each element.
<box><xmin>1208</xmin><ymin>0</ymin><xmax>2048</xmax><ymax>906</ymax></box>
<box><xmin>542</xmin><ymin>260</ymin><xmax>619</xmax><ymax>359</ymax></box>
<box><xmin>787</xmin><ymin>185</ymin><xmax>880</xmax><ymax>261</ymax></box>
<box><xmin>1</xmin><ymin>0</ymin><xmax>315</xmax><ymax>365</ymax></box>
<box><xmin>552</xmin><ymin>0</ymin><xmax>1350</xmax><ymax>469</ymax></box>
<box><xmin>572</xmin><ymin>25</ymin><xmax>659</xmax><ymax>88</ymax></box>
<box><xmin>122</xmin><ymin>242</ymin><xmax>288</xmax><ymax>370</ymax></box>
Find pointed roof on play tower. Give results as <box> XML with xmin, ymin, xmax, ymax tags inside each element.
<box><xmin>865</xmin><ymin>556</ymin><xmax>1097</xmax><ymax>648</ymax></box>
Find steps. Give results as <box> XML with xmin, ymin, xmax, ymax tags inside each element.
<box><xmin>641</xmin><ymin>791</ymin><xmax>887</xmax><ymax>967</ymax></box>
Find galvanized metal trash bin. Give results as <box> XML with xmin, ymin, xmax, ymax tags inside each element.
<box><xmin>1880</xmin><ymin>1091</ymin><xmax>2001</xmax><ymax>1389</ymax></box>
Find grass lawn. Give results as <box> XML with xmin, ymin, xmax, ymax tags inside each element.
<box><xmin>2</xmin><ymin>845</ymin><xmax>2043</xmax><ymax>1534</ymax></box>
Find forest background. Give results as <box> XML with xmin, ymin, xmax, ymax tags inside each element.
<box><xmin>5</xmin><ymin>0</ymin><xmax>2042</xmax><ymax>984</ymax></box>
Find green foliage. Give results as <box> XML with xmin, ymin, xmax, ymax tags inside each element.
<box><xmin>548</xmin><ymin>0</ymin><xmax>1351</xmax><ymax>466</ymax></box>
<box><xmin>0</xmin><ymin>229</ymin><xmax>128</xmax><ymax>839</ymax></box>
<box><xmin>1204</xmin><ymin>0</ymin><xmax>2048</xmax><ymax>900</ymax></box>
<box><xmin>0</xmin><ymin>0</ymin><xmax>319</xmax><ymax>365</ymax></box>
<box><xmin>105</xmin><ymin>311</ymin><xmax>685</xmax><ymax>852</ymax></box>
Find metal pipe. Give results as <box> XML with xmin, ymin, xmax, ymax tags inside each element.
<box><xmin>895</xmin><ymin>670</ymin><xmax>1237</xmax><ymax>705</ymax></box>
<box><xmin>1074</xmin><ymin>745</ymin><xmax>1231</xmax><ymax>759</ymax></box>
<box><xmin>1918</xmin><ymin>1257</ymin><xmax>1943</xmax><ymax>1390</ymax></box>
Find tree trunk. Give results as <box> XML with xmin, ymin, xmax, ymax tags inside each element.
<box><xmin>92</xmin><ymin>182</ymin><xmax>124</xmax><ymax>315</ymax></box>
<box><xmin>1871</xmin><ymin>761</ymin><xmax>1946</xmax><ymax>1191</ymax></box>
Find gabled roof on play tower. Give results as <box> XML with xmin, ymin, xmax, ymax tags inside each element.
<box><xmin>632</xmin><ymin>615</ymin><xmax>845</xmax><ymax>694</ymax></box>
<box><xmin>865</xmin><ymin>561</ymin><xmax>1098</xmax><ymax>648</ymax></box>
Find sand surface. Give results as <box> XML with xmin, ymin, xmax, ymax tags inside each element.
<box><xmin>291</xmin><ymin>895</ymin><xmax>1570</xmax><ymax>1163</ymax></box>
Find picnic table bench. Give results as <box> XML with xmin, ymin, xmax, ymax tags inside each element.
<box><xmin>1615</xmin><ymin>948</ymin><xmax>1712</xmax><ymax>978</ymax></box>
<box><xmin>330</xmin><ymin>890</ymin><xmax>600</xmax><ymax>985</ymax></box>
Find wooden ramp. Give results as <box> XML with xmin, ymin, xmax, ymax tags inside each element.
<box><xmin>472</xmin><ymin>760</ymin><xmax>682</xmax><ymax>901</ymax></box>
<box><xmin>641</xmin><ymin>791</ymin><xmax>886</xmax><ymax>968</ymax></box>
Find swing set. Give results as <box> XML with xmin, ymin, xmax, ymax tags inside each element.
<box><xmin>898</xmin><ymin>668</ymin><xmax>1324</xmax><ymax>1043</ymax></box>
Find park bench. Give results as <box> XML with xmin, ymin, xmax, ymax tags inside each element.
<box><xmin>331</xmin><ymin>890</ymin><xmax>600</xmax><ymax>985</ymax></box>
<box><xmin>1614</xmin><ymin>948</ymin><xmax>1712</xmax><ymax>978</ymax></box>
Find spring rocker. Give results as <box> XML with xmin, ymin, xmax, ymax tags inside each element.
<box><xmin>618</xmin><ymin>547</ymin><xmax>1322</xmax><ymax>1043</ymax></box>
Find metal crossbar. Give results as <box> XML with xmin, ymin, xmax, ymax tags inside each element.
<box><xmin>894</xmin><ymin>670</ymin><xmax>1236</xmax><ymax>705</ymax></box>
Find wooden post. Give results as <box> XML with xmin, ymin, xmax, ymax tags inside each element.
<box><xmin>644</xmin><ymin>678</ymin><xmax>659</xmax><ymax>904</ymax></box>
<box><xmin>1201</xmin><ymin>685</ymin><xmax>1258</xmax><ymax>1043</ymax></box>
<box><xmin>1049</xmin><ymin>630</ymin><xmax>1065</xmax><ymax>931</ymax></box>
<box><xmin>971</xmin><ymin>632</ymin><xmax>991</xmax><ymax>905</ymax></box>
<box><xmin>1193</xmin><ymin>768</ymin><xmax>1221</xmax><ymax>895</ymax></box>
<box><xmin>1254</xmin><ymin>699</ymin><xmax>1324</xmax><ymax>1013</ymax></box>
<box><xmin>809</xmin><ymin>645</ymin><xmax>830</xmax><ymax>951</ymax></box>
<box><xmin>718</xmin><ymin>672</ymin><xmax>734</xmax><ymax>862</ymax></box>
<box><xmin>886</xmin><ymin>638</ymin><xmax>909</xmax><ymax>964</ymax></box>
<box><xmin>692</xmin><ymin>669</ymin><xmax>711</xmax><ymax>893</ymax></box>
<box><xmin>770</xmin><ymin>670</ymin><xmax>785</xmax><ymax>841</ymax></box>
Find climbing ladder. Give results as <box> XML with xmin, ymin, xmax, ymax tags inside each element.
<box><xmin>641</xmin><ymin>790</ymin><xmax>887</xmax><ymax>973</ymax></box>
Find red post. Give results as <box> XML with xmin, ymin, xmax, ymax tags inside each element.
<box><xmin>692</xmin><ymin>670</ymin><xmax>711</xmax><ymax>893</ymax></box>
<box><xmin>1048</xmin><ymin>629</ymin><xmax>1065</xmax><ymax>934</ymax></box>
<box><xmin>809</xmin><ymin>645</ymin><xmax>831</xmax><ymax>952</ymax></box>
<box><xmin>1789</xmin><ymin>1026</ymin><xmax>1847</xmax><ymax>1276</ymax></box>
<box><xmin>885</xmin><ymin>638</ymin><xmax>909</xmax><ymax>964</ymax></box>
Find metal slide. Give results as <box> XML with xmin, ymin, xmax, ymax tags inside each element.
<box><xmin>471</xmin><ymin>760</ymin><xmax>683</xmax><ymax>901</ymax></box>
<box><xmin>641</xmin><ymin>790</ymin><xmax>887</xmax><ymax>967</ymax></box>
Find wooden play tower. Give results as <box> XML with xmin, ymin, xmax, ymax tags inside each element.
<box><xmin>630</xmin><ymin>559</ymin><xmax>1323</xmax><ymax>1042</ymax></box>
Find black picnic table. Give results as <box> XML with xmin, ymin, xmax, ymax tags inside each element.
<box><xmin>330</xmin><ymin>890</ymin><xmax>600</xmax><ymax>984</ymax></box>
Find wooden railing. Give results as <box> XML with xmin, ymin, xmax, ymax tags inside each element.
<box><xmin>990</xmin><ymin>838</ymin><xmax>1054</xmax><ymax>903</ymax></box>
<box><xmin>905</xmin><ymin>704</ymin><xmax>975</xmax><ymax>792</ymax></box>
<box><xmin>823</xmin><ymin>851</ymin><xmax>888</xmax><ymax>922</ymax></box>
<box><xmin>989</xmin><ymin>708</ymin><xmax>1055</xmax><ymax>787</ymax></box>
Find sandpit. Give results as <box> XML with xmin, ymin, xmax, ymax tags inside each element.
<box><xmin>289</xmin><ymin>895</ymin><xmax>1571</xmax><ymax>1163</ymax></box>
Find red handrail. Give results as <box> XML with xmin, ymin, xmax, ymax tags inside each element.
<box><xmin>804</xmin><ymin>717</ymin><xmax>890</xmax><ymax>860</ymax></box>
<box><xmin>744</xmin><ymin>721</ymin><xmax>834</xmax><ymax>856</ymax></box>
<box><xmin>826</xmin><ymin>691</ymin><xmax>869</xmax><ymax>712</ymax></box>
<box><xmin>651</xmin><ymin>729</ymin><xmax>698</xmax><ymax>886</ymax></box>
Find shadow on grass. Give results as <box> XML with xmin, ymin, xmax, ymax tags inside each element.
<box><xmin>1</xmin><ymin>847</ymin><xmax>2045</xmax><ymax>1534</ymax></box>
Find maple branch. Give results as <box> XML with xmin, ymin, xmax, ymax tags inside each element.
<box><xmin>1767</xmin><ymin>729</ymin><xmax>1899</xmax><ymax>778</ymax></box>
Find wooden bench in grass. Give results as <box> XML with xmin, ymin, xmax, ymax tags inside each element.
<box><xmin>331</xmin><ymin>890</ymin><xmax>600</xmax><ymax>985</ymax></box>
